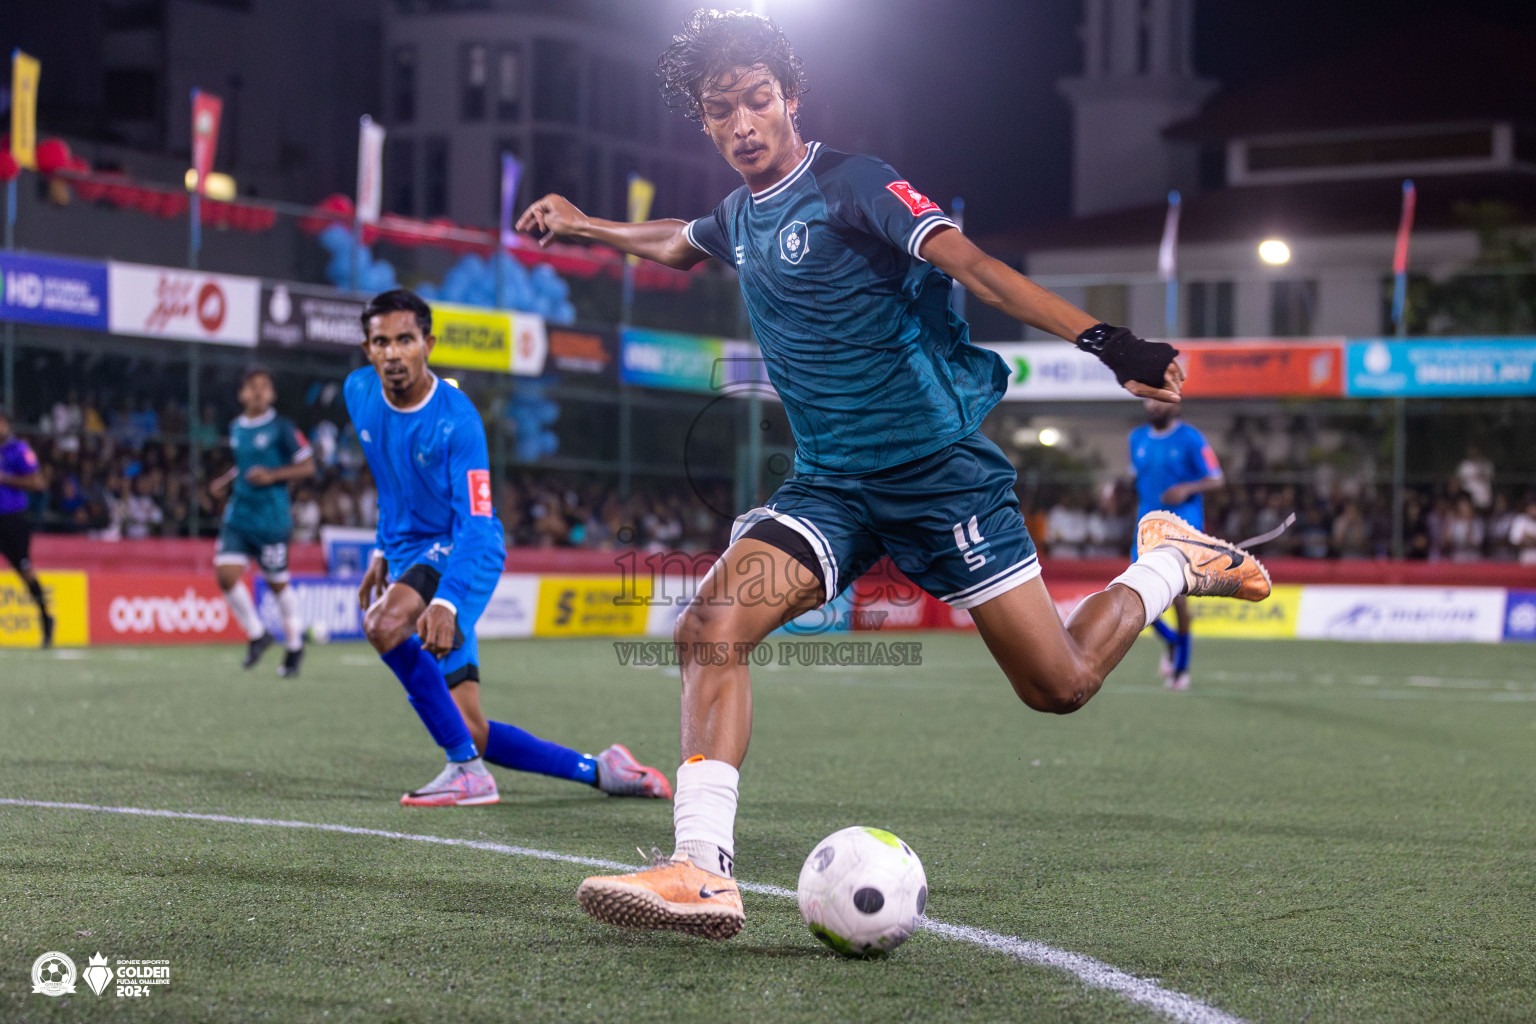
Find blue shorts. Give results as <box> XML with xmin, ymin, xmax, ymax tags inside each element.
<box><xmin>732</xmin><ymin>431</ymin><xmax>1040</xmax><ymax>610</ymax></box>
<box><xmin>215</xmin><ymin>522</ymin><xmax>290</xmax><ymax>581</ymax></box>
<box><xmin>391</xmin><ymin>541</ymin><xmax>501</xmax><ymax>686</ymax></box>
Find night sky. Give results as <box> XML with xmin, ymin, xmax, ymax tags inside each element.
<box><xmin>762</xmin><ymin>0</ymin><xmax>1536</xmax><ymax>233</ymax></box>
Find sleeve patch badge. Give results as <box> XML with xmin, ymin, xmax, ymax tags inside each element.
<box><xmin>468</xmin><ymin>469</ymin><xmax>493</xmax><ymax>517</ymax></box>
<box><xmin>886</xmin><ymin>180</ymin><xmax>941</xmax><ymax>217</ymax></box>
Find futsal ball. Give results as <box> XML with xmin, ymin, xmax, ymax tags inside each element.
<box><xmin>307</xmin><ymin>619</ymin><xmax>329</xmax><ymax>644</ymax></box>
<box><xmin>797</xmin><ymin>826</ymin><xmax>927</xmax><ymax>957</ymax></box>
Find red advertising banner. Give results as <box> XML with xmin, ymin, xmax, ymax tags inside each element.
<box><xmin>1178</xmin><ymin>340</ymin><xmax>1344</xmax><ymax>398</ymax></box>
<box><xmin>190</xmin><ymin>90</ymin><xmax>223</xmax><ymax>192</ymax></box>
<box><xmin>89</xmin><ymin>572</ymin><xmax>245</xmax><ymax>645</ymax></box>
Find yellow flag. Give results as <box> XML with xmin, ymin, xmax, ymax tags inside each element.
<box><xmin>11</xmin><ymin>50</ymin><xmax>40</xmax><ymax>170</ymax></box>
<box><xmin>625</xmin><ymin>174</ymin><xmax>655</xmax><ymax>266</ymax></box>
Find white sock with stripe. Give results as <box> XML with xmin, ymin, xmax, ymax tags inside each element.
<box><xmin>1110</xmin><ymin>547</ymin><xmax>1188</xmax><ymax>628</ymax></box>
<box><xmin>275</xmin><ymin>585</ymin><xmax>304</xmax><ymax>651</ymax></box>
<box><xmin>672</xmin><ymin>758</ymin><xmax>739</xmax><ymax>878</ymax></box>
<box><xmin>221</xmin><ymin>581</ymin><xmax>266</xmax><ymax>641</ymax></box>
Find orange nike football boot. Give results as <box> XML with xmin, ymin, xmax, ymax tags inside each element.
<box><xmin>1136</xmin><ymin>510</ymin><xmax>1272</xmax><ymax>601</ymax></box>
<box><xmin>577</xmin><ymin>853</ymin><xmax>744</xmax><ymax>940</ymax></box>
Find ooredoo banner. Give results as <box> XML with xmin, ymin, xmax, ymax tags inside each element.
<box><xmin>108</xmin><ymin>262</ymin><xmax>259</xmax><ymax>346</ymax></box>
<box><xmin>89</xmin><ymin>572</ymin><xmax>245</xmax><ymax>645</ymax></box>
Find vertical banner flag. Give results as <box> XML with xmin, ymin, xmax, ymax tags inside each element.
<box><xmin>625</xmin><ymin>173</ymin><xmax>655</xmax><ymax>266</ymax></box>
<box><xmin>1392</xmin><ymin>179</ymin><xmax>1416</xmax><ymax>332</ymax></box>
<box><xmin>190</xmin><ymin>90</ymin><xmax>223</xmax><ymax>192</ymax></box>
<box><xmin>10</xmin><ymin>50</ymin><xmax>40</xmax><ymax>170</ymax></box>
<box><xmin>1158</xmin><ymin>190</ymin><xmax>1181</xmax><ymax>337</ymax></box>
<box><xmin>355</xmin><ymin>116</ymin><xmax>386</xmax><ymax>225</ymax></box>
<box><xmin>498</xmin><ymin>151</ymin><xmax>522</xmax><ymax>250</ymax></box>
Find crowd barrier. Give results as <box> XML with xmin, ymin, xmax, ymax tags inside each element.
<box><xmin>2</xmin><ymin>541</ymin><xmax>1533</xmax><ymax>647</ymax></box>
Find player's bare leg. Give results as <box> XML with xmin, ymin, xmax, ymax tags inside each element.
<box><xmin>577</xmin><ymin>539</ymin><xmax>821</xmax><ymax>939</ymax></box>
<box><xmin>973</xmin><ymin>511</ymin><xmax>1269</xmax><ymax>711</ymax></box>
<box><xmin>12</xmin><ymin>563</ymin><xmax>54</xmax><ymax>648</ymax></box>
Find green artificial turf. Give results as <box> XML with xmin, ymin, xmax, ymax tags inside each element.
<box><xmin>1</xmin><ymin>635</ymin><xmax>1533</xmax><ymax>1023</ymax></box>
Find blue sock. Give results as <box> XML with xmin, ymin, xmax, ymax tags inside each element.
<box><xmin>485</xmin><ymin>720</ymin><xmax>597</xmax><ymax>785</ymax></box>
<box><xmin>380</xmin><ymin>636</ymin><xmax>479</xmax><ymax>763</ymax></box>
<box><xmin>1152</xmin><ymin>619</ymin><xmax>1179</xmax><ymax>647</ymax></box>
<box><xmin>1174</xmin><ymin>633</ymin><xmax>1192</xmax><ymax>674</ymax></box>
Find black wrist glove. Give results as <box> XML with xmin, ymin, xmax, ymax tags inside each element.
<box><xmin>1073</xmin><ymin>323</ymin><xmax>1179</xmax><ymax>389</ymax></box>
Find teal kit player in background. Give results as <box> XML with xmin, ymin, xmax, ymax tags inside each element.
<box><xmin>1129</xmin><ymin>399</ymin><xmax>1225</xmax><ymax>690</ymax></box>
<box><xmin>348</xmin><ymin>288</ymin><xmax>672</xmax><ymax>807</ymax></box>
<box><xmin>519</xmin><ymin>9</ymin><xmax>1271</xmax><ymax>940</ymax></box>
<box><xmin>209</xmin><ymin>366</ymin><xmax>315</xmax><ymax>677</ymax></box>
<box><xmin>0</xmin><ymin>405</ymin><xmax>54</xmax><ymax>647</ymax></box>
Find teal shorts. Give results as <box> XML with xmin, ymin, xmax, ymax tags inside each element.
<box><xmin>215</xmin><ymin>522</ymin><xmax>291</xmax><ymax>581</ymax></box>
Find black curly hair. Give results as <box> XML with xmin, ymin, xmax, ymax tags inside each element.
<box><xmin>657</xmin><ymin>9</ymin><xmax>807</xmax><ymax>125</ymax></box>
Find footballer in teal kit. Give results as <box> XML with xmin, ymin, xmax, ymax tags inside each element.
<box><xmin>1130</xmin><ymin>399</ymin><xmax>1226</xmax><ymax>690</ymax></box>
<box><xmin>349</xmin><ymin>289</ymin><xmax>671</xmax><ymax>807</ymax></box>
<box><xmin>210</xmin><ymin>366</ymin><xmax>315</xmax><ymax>677</ymax></box>
<box><xmin>518</xmin><ymin>10</ymin><xmax>1271</xmax><ymax>939</ymax></box>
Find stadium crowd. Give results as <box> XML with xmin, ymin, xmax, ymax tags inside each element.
<box><xmin>12</xmin><ymin>394</ymin><xmax>1534</xmax><ymax>562</ymax></box>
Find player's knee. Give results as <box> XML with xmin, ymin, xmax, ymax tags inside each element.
<box><xmin>1012</xmin><ymin>668</ymin><xmax>1095</xmax><ymax>715</ymax></box>
<box><xmin>363</xmin><ymin>603</ymin><xmax>413</xmax><ymax>652</ymax></box>
<box><xmin>673</xmin><ymin>600</ymin><xmax>728</xmax><ymax>648</ymax></box>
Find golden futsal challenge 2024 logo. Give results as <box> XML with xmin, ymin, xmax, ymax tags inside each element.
<box><xmin>31</xmin><ymin>950</ymin><xmax>171</xmax><ymax>998</ymax></box>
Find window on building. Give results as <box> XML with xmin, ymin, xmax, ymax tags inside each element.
<box><xmin>103</xmin><ymin>69</ymin><xmax>159</xmax><ymax>121</ymax></box>
<box><xmin>461</xmin><ymin>44</ymin><xmax>488</xmax><ymax>122</ymax></box>
<box><xmin>495</xmin><ymin>46</ymin><xmax>522</xmax><ymax>121</ymax></box>
<box><xmin>1270</xmin><ymin>280</ymin><xmax>1317</xmax><ymax>336</ymax></box>
<box><xmin>533</xmin><ymin>132</ymin><xmax>583</xmax><ymax>209</ymax></box>
<box><xmin>1187</xmin><ymin>281</ymin><xmax>1234</xmax><ymax>337</ymax></box>
<box><xmin>1084</xmin><ymin>284</ymin><xmax>1129</xmax><ymax>329</ymax></box>
<box><xmin>533</xmin><ymin>38</ymin><xmax>582</xmax><ymax>125</ymax></box>
<box><xmin>392</xmin><ymin>46</ymin><xmax>416</xmax><ymax>125</ymax></box>
<box><xmin>389</xmin><ymin>137</ymin><xmax>415</xmax><ymax>217</ymax></box>
<box><xmin>423</xmin><ymin>136</ymin><xmax>450</xmax><ymax>218</ymax></box>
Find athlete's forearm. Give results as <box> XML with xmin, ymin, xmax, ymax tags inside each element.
<box><xmin>567</xmin><ymin>217</ymin><xmax>706</xmax><ymax>270</ymax></box>
<box><xmin>0</xmin><ymin>470</ymin><xmax>44</xmax><ymax>492</ymax></box>
<box><xmin>922</xmin><ymin>229</ymin><xmax>1098</xmax><ymax>340</ymax></box>
<box><xmin>960</xmin><ymin>256</ymin><xmax>1098</xmax><ymax>341</ymax></box>
<box><xmin>266</xmin><ymin>459</ymin><xmax>316</xmax><ymax>484</ymax></box>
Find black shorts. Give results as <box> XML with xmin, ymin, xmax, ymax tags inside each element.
<box><xmin>0</xmin><ymin>512</ymin><xmax>32</xmax><ymax>573</ymax></box>
<box><xmin>396</xmin><ymin>563</ymin><xmax>476</xmax><ymax>688</ymax></box>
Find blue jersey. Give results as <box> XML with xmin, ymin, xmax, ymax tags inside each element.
<box><xmin>685</xmin><ymin>143</ymin><xmax>1008</xmax><ymax>475</ymax></box>
<box><xmin>225</xmin><ymin>410</ymin><xmax>309</xmax><ymax>538</ymax></box>
<box><xmin>1129</xmin><ymin>422</ymin><xmax>1222</xmax><ymax>524</ymax></box>
<box><xmin>344</xmin><ymin>369</ymin><xmax>506</xmax><ymax>611</ymax></box>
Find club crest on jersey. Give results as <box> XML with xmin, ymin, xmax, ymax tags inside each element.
<box><xmin>886</xmin><ymin>180</ymin><xmax>941</xmax><ymax>217</ymax></box>
<box><xmin>779</xmin><ymin>221</ymin><xmax>809</xmax><ymax>265</ymax></box>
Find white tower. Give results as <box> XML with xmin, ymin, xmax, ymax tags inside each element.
<box><xmin>1057</xmin><ymin>0</ymin><xmax>1217</xmax><ymax>216</ymax></box>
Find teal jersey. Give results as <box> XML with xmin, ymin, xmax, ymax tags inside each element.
<box><xmin>224</xmin><ymin>410</ymin><xmax>310</xmax><ymax>539</ymax></box>
<box><xmin>685</xmin><ymin>143</ymin><xmax>1008</xmax><ymax>475</ymax></box>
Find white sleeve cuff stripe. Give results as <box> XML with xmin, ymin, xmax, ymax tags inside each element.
<box><xmin>684</xmin><ymin>219</ymin><xmax>706</xmax><ymax>254</ymax></box>
<box><xmin>292</xmin><ymin>447</ymin><xmax>314</xmax><ymax>463</ymax></box>
<box><xmin>908</xmin><ymin>216</ymin><xmax>957</xmax><ymax>261</ymax></box>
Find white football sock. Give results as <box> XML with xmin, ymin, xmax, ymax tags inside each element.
<box><xmin>1110</xmin><ymin>547</ymin><xmax>1188</xmax><ymax>628</ymax></box>
<box><xmin>275</xmin><ymin>585</ymin><xmax>305</xmax><ymax>651</ymax></box>
<box><xmin>221</xmin><ymin>581</ymin><xmax>266</xmax><ymax>640</ymax></box>
<box><xmin>672</xmin><ymin>758</ymin><xmax>739</xmax><ymax>878</ymax></box>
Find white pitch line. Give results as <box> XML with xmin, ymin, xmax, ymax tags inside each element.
<box><xmin>0</xmin><ymin>798</ymin><xmax>1246</xmax><ymax>1024</ymax></box>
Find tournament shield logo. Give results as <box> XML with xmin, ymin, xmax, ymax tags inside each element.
<box><xmin>779</xmin><ymin>221</ymin><xmax>809</xmax><ymax>265</ymax></box>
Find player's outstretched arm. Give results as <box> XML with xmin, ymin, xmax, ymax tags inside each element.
<box><xmin>920</xmin><ymin>227</ymin><xmax>1184</xmax><ymax>402</ymax></box>
<box><xmin>516</xmin><ymin>194</ymin><xmax>709</xmax><ymax>270</ymax></box>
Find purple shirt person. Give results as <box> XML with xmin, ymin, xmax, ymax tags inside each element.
<box><xmin>0</xmin><ymin>405</ymin><xmax>54</xmax><ymax>647</ymax></box>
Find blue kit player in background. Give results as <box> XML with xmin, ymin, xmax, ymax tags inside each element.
<box><xmin>210</xmin><ymin>366</ymin><xmax>315</xmax><ymax>677</ymax></box>
<box><xmin>348</xmin><ymin>288</ymin><xmax>672</xmax><ymax>807</ymax></box>
<box><xmin>1130</xmin><ymin>399</ymin><xmax>1225</xmax><ymax>690</ymax></box>
<box><xmin>0</xmin><ymin>405</ymin><xmax>54</xmax><ymax>648</ymax></box>
<box><xmin>518</xmin><ymin>9</ymin><xmax>1272</xmax><ymax>941</ymax></box>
